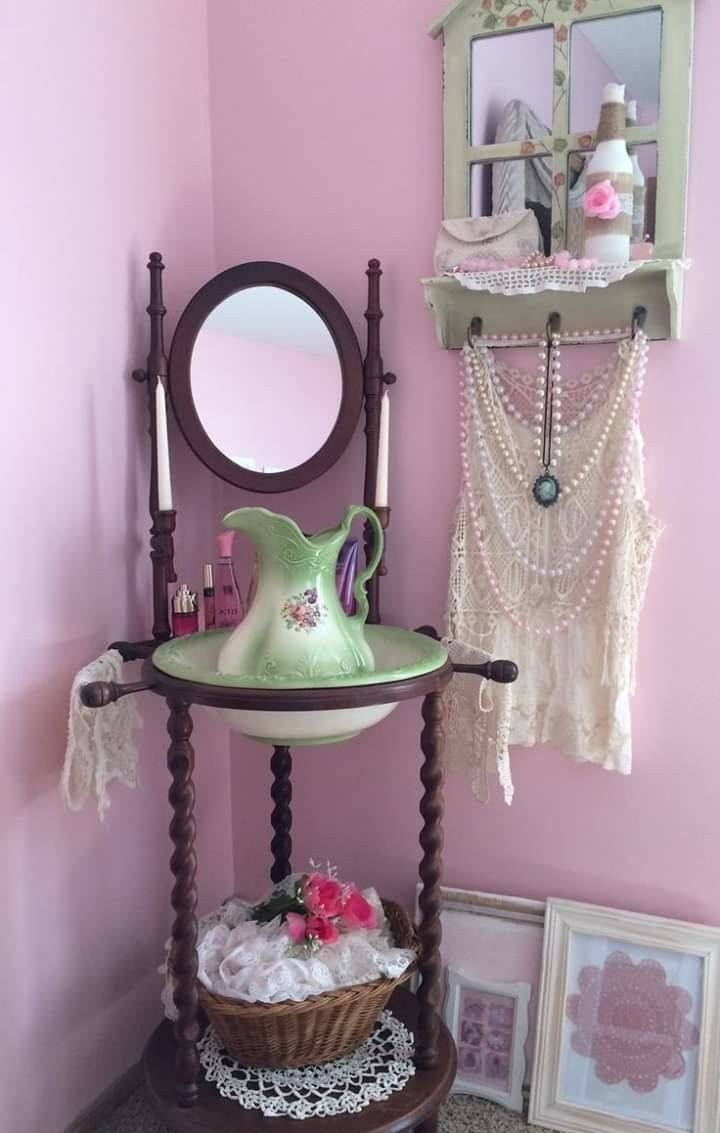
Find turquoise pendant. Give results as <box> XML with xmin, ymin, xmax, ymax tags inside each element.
<box><xmin>533</xmin><ymin>473</ymin><xmax>560</xmax><ymax>508</ymax></box>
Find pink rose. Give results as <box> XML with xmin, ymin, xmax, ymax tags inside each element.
<box><xmin>340</xmin><ymin>886</ymin><xmax>378</xmax><ymax>930</ymax></box>
<box><xmin>583</xmin><ymin>180</ymin><xmax>621</xmax><ymax>221</ymax></box>
<box><xmin>303</xmin><ymin>872</ymin><xmax>344</xmax><ymax>918</ymax></box>
<box><xmin>553</xmin><ymin>249</ymin><xmax>571</xmax><ymax>268</ymax></box>
<box><xmin>306</xmin><ymin>915</ymin><xmax>340</xmax><ymax>944</ymax></box>
<box><xmin>286</xmin><ymin>912</ymin><xmax>307</xmax><ymax>942</ymax></box>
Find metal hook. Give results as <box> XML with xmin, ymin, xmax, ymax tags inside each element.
<box><xmin>546</xmin><ymin>312</ymin><xmax>561</xmax><ymax>343</ymax></box>
<box><xmin>467</xmin><ymin>316</ymin><xmax>483</xmax><ymax>347</ymax></box>
<box><xmin>632</xmin><ymin>306</ymin><xmax>648</xmax><ymax>339</ymax></box>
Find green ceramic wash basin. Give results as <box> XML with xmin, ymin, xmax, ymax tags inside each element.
<box><xmin>151</xmin><ymin>626</ymin><xmax>448</xmax><ymax>746</ymax></box>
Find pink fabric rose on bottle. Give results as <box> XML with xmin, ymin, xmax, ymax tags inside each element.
<box><xmin>583</xmin><ymin>179</ymin><xmax>621</xmax><ymax>221</ymax></box>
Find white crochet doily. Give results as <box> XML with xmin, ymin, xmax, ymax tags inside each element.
<box><xmin>448</xmin><ymin>262</ymin><xmax>642</xmax><ymax>295</ymax></box>
<box><xmin>198</xmin><ymin>1010</ymin><xmax>415</xmax><ymax>1119</ymax></box>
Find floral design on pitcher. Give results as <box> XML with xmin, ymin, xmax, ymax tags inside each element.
<box><xmin>281</xmin><ymin>588</ymin><xmax>328</xmax><ymax>632</ymax></box>
<box><xmin>566</xmin><ymin>951</ymin><xmax>700</xmax><ymax>1093</ymax></box>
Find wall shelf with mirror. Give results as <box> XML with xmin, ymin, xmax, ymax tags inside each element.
<box><xmin>425</xmin><ymin>0</ymin><xmax>694</xmax><ymax>345</ymax></box>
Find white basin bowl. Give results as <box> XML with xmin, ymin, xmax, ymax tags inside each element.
<box><xmin>151</xmin><ymin>626</ymin><xmax>448</xmax><ymax>747</ymax></box>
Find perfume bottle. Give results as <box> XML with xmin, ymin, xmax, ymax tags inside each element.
<box><xmin>172</xmin><ymin>584</ymin><xmax>199</xmax><ymax>636</ymax></box>
<box><xmin>215</xmin><ymin>531</ymin><xmax>245</xmax><ymax>628</ymax></box>
<box><xmin>202</xmin><ymin>563</ymin><xmax>216</xmax><ymax>630</ymax></box>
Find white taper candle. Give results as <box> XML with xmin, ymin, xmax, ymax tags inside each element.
<box><xmin>375</xmin><ymin>392</ymin><xmax>390</xmax><ymax>507</ymax></box>
<box><xmin>155</xmin><ymin>377</ymin><xmax>173</xmax><ymax>511</ymax></box>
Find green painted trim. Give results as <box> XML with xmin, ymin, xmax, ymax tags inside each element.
<box><xmin>152</xmin><ymin>625</ymin><xmax>449</xmax><ymax>690</ymax></box>
<box><xmin>421</xmin><ymin>258</ymin><xmax>689</xmax><ymax>345</ymax></box>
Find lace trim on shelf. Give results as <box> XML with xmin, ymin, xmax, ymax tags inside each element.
<box><xmin>447</xmin><ymin>262</ymin><xmax>643</xmax><ymax>295</ymax></box>
<box><xmin>198</xmin><ymin>1010</ymin><xmax>415</xmax><ymax>1119</ymax></box>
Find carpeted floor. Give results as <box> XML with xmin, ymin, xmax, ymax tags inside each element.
<box><xmin>93</xmin><ymin>1087</ymin><xmax>551</xmax><ymax>1131</ymax></box>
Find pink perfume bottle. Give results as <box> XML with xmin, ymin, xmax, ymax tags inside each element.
<box><xmin>215</xmin><ymin>531</ymin><xmax>245</xmax><ymax>628</ymax></box>
<box><xmin>172</xmin><ymin>584</ymin><xmax>199</xmax><ymax>636</ymax></box>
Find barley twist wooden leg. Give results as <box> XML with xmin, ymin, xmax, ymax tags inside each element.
<box><xmin>416</xmin><ymin>690</ymin><xmax>446</xmax><ymax>1071</ymax></box>
<box><xmin>167</xmin><ymin>698</ymin><xmax>200</xmax><ymax>1107</ymax></box>
<box><xmin>270</xmin><ymin>745</ymin><xmax>293</xmax><ymax>884</ymax></box>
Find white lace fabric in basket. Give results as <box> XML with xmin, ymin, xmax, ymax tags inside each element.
<box><xmin>448</xmin><ymin>261</ymin><xmax>642</xmax><ymax>295</ymax></box>
<box><xmin>161</xmin><ymin>891</ymin><xmax>415</xmax><ymax>1017</ymax></box>
<box><xmin>198</xmin><ymin>1010</ymin><xmax>415</xmax><ymax>1119</ymax></box>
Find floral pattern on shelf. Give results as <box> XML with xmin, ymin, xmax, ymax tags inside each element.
<box><xmin>281</xmin><ymin>588</ymin><xmax>328</xmax><ymax>632</ymax></box>
<box><xmin>566</xmin><ymin>951</ymin><xmax>700</xmax><ymax>1093</ymax></box>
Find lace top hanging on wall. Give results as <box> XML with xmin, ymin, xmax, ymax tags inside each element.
<box><xmin>445</xmin><ymin>328</ymin><xmax>662</xmax><ymax>797</ymax></box>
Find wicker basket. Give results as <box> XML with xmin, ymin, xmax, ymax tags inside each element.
<box><xmin>196</xmin><ymin>899</ymin><xmax>416</xmax><ymax>1068</ymax></box>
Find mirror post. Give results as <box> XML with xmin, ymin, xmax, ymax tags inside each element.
<box><xmin>132</xmin><ymin>252</ymin><xmax>177</xmax><ymax>646</ymax></box>
<box><xmin>363</xmin><ymin>259</ymin><xmax>396</xmax><ymax>625</ymax></box>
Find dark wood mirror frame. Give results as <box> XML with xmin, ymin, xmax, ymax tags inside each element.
<box><xmin>168</xmin><ymin>261</ymin><xmax>365</xmax><ymax>493</ymax></box>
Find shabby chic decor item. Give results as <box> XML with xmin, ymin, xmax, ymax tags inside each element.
<box><xmin>436</xmin><ymin>887</ymin><xmax>545</xmax><ymax>1089</ymax></box>
<box><xmin>434</xmin><ymin>212</ymin><xmax>542</xmax><ymax>275</ymax></box>
<box><xmin>217</xmin><ymin>505</ymin><xmax>383</xmax><ymax>686</ymax></box>
<box><xmin>80</xmin><ymin>253</ymin><xmax>518</xmax><ymax>1129</ymax></box>
<box><xmin>173</xmin><ymin>872</ymin><xmax>417</xmax><ymax>1069</ymax></box>
<box><xmin>449</xmin><ymin>259</ymin><xmax>641</xmax><ymax>297</ymax></box>
<box><xmin>444</xmin><ymin>637</ymin><xmax>514</xmax><ymax>804</ymax></box>
<box><xmin>62</xmin><ymin>648</ymin><xmax>141</xmax><ymax>817</ymax></box>
<box><xmin>445</xmin><ymin>968</ymin><xmax>531</xmax><ymax>1113</ymax></box>
<box><xmin>529</xmin><ymin>899</ymin><xmax>720</xmax><ymax>1133</ymax></box>
<box><xmin>197</xmin><ymin>1009</ymin><xmax>416</xmax><ymax>1118</ymax></box>
<box><xmin>424</xmin><ymin>0</ymin><xmax>694</xmax><ymax>343</ymax></box>
<box><xmin>448</xmin><ymin>328</ymin><xmax>661</xmax><ymax>772</ymax></box>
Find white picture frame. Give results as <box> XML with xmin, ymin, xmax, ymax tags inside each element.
<box><xmin>425</xmin><ymin>885</ymin><xmax>545</xmax><ymax>1087</ymax></box>
<box><xmin>445</xmin><ymin>967</ymin><xmax>531</xmax><ymax>1113</ymax></box>
<box><xmin>529</xmin><ymin>899</ymin><xmax>720</xmax><ymax>1133</ymax></box>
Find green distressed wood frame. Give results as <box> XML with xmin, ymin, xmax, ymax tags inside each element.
<box><xmin>430</xmin><ymin>0</ymin><xmax>694</xmax><ymax>259</ymax></box>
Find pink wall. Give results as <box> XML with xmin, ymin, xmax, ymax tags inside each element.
<box><xmin>192</xmin><ymin>330</ymin><xmax>342</xmax><ymax>470</ymax></box>
<box><xmin>207</xmin><ymin>0</ymin><xmax>720</xmax><ymax>930</ymax></box>
<box><xmin>0</xmin><ymin>3</ymin><xmax>233</xmax><ymax>1131</ymax></box>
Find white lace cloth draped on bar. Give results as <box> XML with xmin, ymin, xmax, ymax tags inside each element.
<box><xmin>61</xmin><ymin>649</ymin><xmax>141</xmax><ymax>818</ymax></box>
<box><xmin>446</xmin><ymin>331</ymin><xmax>661</xmax><ymax>780</ymax></box>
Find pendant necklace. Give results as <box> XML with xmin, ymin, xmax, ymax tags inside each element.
<box><xmin>532</xmin><ymin>331</ymin><xmax>562</xmax><ymax>507</ymax></box>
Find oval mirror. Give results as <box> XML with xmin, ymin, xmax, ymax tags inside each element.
<box><xmin>169</xmin><ymin>263</ymin><xmax>364</xmax><ymax>492</ymax></box>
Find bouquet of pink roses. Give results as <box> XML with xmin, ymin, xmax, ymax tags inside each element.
<box><xmin>250</xmin><ymin>868</ymin><xmax>379</xmax><ymax>949</ymax></box>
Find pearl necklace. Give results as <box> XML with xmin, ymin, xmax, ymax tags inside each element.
<box><xmin>458</xmin><ymin>331</ymin><xmax>648</xmax><ymax>633</ymax></box>
<box><xmin>461</xmin><ymin>366</ymin><xmax>636</xmax><ymax>579</ymax></box>
<box><xmin>465</xmin><ymin>333</ymin><xmax>647</xmax><ymax>502</ymax></box>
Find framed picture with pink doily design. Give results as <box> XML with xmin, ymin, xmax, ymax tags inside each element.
<box><xmin>529</xmin><ymin>899</ymin><xmax>720</xmax><ymax>1133</ymax></box>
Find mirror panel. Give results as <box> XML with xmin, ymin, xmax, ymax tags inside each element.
<box><xmin>190</xmin><ymin>287</ymin><xmax>343</xmax><ymax>473</ymax></box>
<box><xmin>168</xmin><ymin>262</ymin><xmax>364</xmax><ymax>493</ymax></box>
<box><xmin>471</xmin><ymin>27</ymin><xmax>555</xmax><ymax>147</ymax></box>
<box><xmin>570</xmin><ymin>11</ymin><xmax>663</xmax><ymax>134</ymax></box>
<box><xmin>471</xmin><ymin>157</ymin><xmax>553</xmax><ymax>255</ymax></box>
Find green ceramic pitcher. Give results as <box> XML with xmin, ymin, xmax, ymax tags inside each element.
<box><xmin>216</xmin><ymin>505</ymin><xmax>384</xmax><ymax>685</ymax></box>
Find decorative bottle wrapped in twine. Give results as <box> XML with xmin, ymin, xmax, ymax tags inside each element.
<box><xmin>583</xmin><ymin>83</ymin><xmax>633</xmax><ymax>263</ymax></box>
<box><xmin>626</xmin><ymin>99</ymin><xmax>647</xmax><ymax>243</ymax></box>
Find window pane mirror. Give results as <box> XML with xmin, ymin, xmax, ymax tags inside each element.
<box><xmin>471</xmin><ymin>27</ymin><xmax>555</xmax><ymax>148</ymax></box>
<box><xmin>570</xmin><ymin>10</ymin><xmax>663</xmax><ymax>135</ymax></box>
<box><xmin>169</xmin><ymin>263</ymin><xmax>364</xmax><ymax>492</ymax></box>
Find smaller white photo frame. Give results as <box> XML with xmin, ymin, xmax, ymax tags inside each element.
<box><xmin>444</xmin><ymin>968</ymin><xmax>531</xmax><ymax>1113</ymax></box>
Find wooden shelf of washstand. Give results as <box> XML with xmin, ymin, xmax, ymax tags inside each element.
<box><xmin>422</xmin><ymin>258</ymin><xmax>688</xmax><ymax>348</ymax></box>
<box><xmin>78</xmin><ymin>646</ymin><xmax>518</xmax><ymax>1132</ymax></box>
